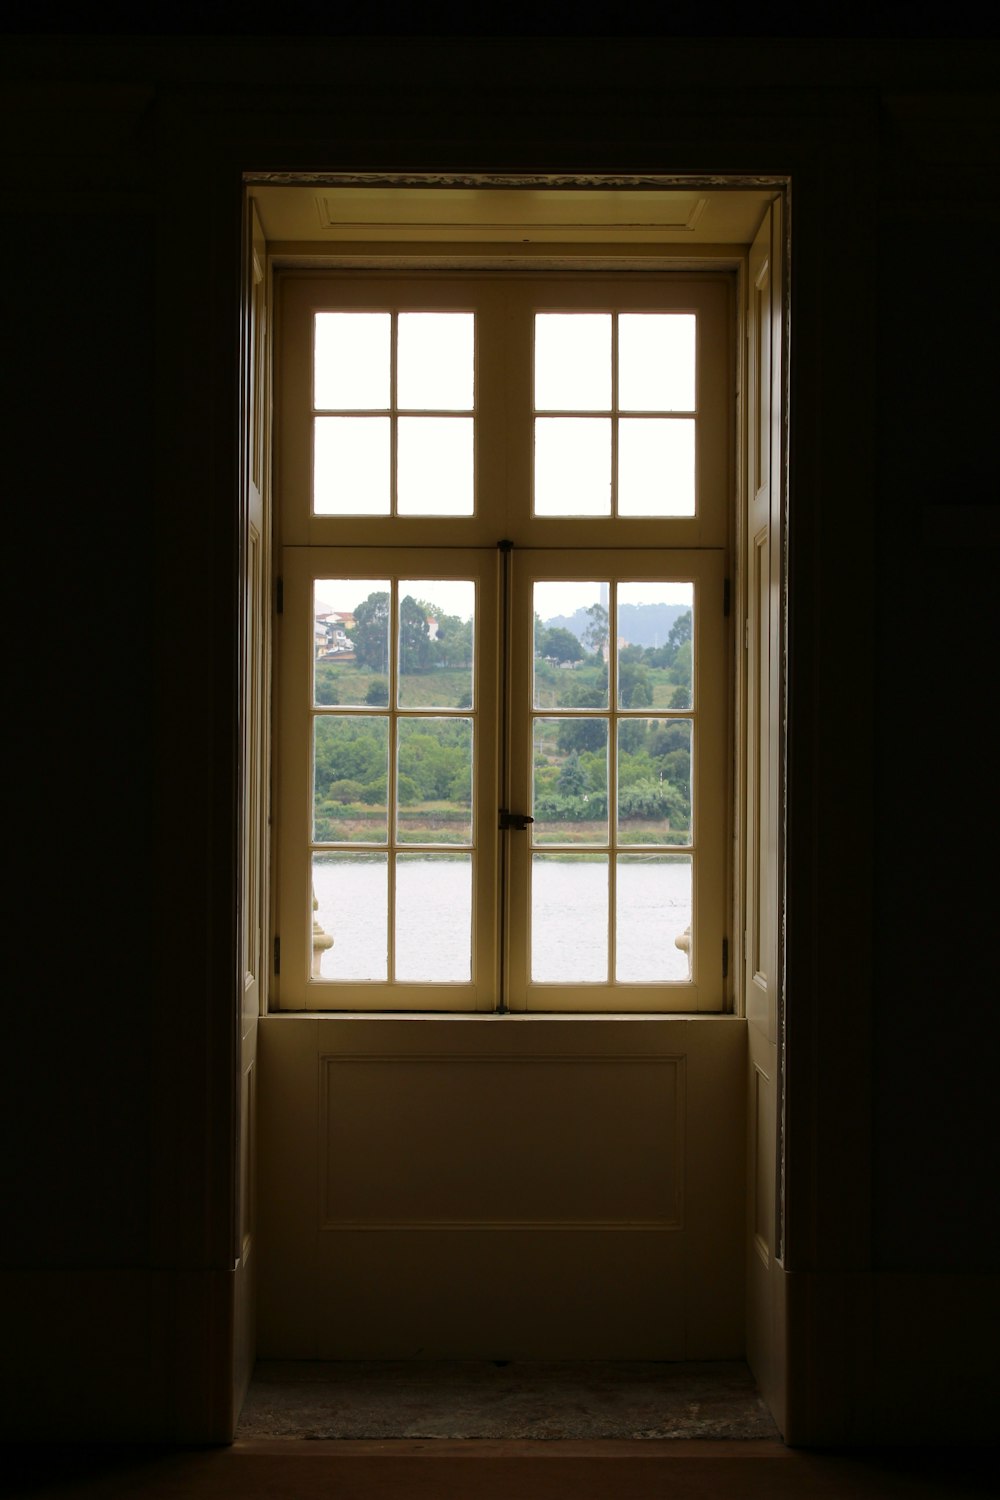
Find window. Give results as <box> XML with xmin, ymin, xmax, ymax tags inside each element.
<box><xmin>274</xmin><ymin>273</ymin><xmax>732</xmax><ymax>1011</ymax></box>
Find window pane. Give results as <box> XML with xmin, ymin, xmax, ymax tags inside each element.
<box><xmin>398</xmin><ymin>313</ymin><xmax>474</xmax><ymax>410</ymax></box>
<box><xmin>314</xmin><ymin>312</ymin><xmax>390</xmax><ymax>410</ymax></box>
<box><xmin>534</xmin><ymin>417</ymin><xmax>611</xmax><ymax>515</ymax></box>
<box><xmin>313</xmin><ymin>717</ymin><xmax>388</xmax><ymax>844</ymax></box>
<box><xmin>617</xmin><ymin>718</ymin><xmax>692</xmax><ymax>847</ymax></box>
<box><xmin>615</xmin><ymin>855</ymin><xmax>692</xmax><ymax>982</ymax></box>
<box><xmin>532</xmin><ymin>718</ymin><xmax>607</xmax><ymax>845</ymax></box>
<box><xmin>618</xmin><ymin>418</ymin><xmax>695</xmax><ymax>517</ymax></box>
<box><xmin>397</xmin><ymin>416</ymin><xmax>474</xmax><ymax>515</ymax></box>
<box><xmin>533</xmin><ymin>580</ymin><xmax>609</xmax><ymax>709</ymax></box>
<box><xmin>534</xmin><ymin>313</ymin><xmax>611</xmax><ymax>410</ymax></box>
<box><xmin>314</xmin><ymin>416</ymin><xmax>390</xmax><ymax>515</ymax></box>
<box><xmin>397</xmin><ymin>580</ymin><xmax>475</xmax><ymax>709</ymax></box>
<box><xmin>396</xmin><ymin>718</ymin><xmax>473</xmax><ymax>845</ymax></box>
<box><xmin>531</xmin><ymin>854</ymin><xmax>608</xmax><ymax>982</ymax></box>
<box><xmin>312</xmin><ymin>853</ymin><xmax>388</xmax><ymax>981</ymax></box>
<box><xmin>395</xmin><ymin>853</ymin><xmax>471</xmax><ymax>982</ymax></box>
<box><xmin>618</xmin><ymin>313</ymin><xmax>696</xmax><ymax>411</ymax></box>
<box><xmin>314</xmin><ymin>579</ymin><xmax>390</xmax><ymax>707</ymax></box>
<box><xmin>615</xmin><ymin>581</ymin><xmax>693</xmax><ymax>710</ymax></box>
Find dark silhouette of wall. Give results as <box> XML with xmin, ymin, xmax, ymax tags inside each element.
<box><xmin>1</xmin><ymin>30</ymin><xmax>997</xmax><ymax>1444</ymax></box>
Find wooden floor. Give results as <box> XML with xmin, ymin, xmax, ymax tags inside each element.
<box><xmin>6</xmin><ymin>1440</ymin><xmax>996</xmax><ymax>1499</ymax></box>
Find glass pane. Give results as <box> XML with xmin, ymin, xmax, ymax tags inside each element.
<box><xmin>316</xmin><ymin>579</ymin><xmax>389</xmax><ymax>708</ymax></box>
<box><xmin>618</xmin><ymin>418</ymin><xmax>695</xmax><ymax>517</ymax></box>
<box><xmin>616</xmin><ymin>854</ymin><xmax>692</xmax><ymax>982</ymax></box>
<box><xmin>534</xmin><ymin>313</ymin><xmax>611</xmax><ymax>410</ymax></box>
<box><xmin>397</xmin><ymin>416</ymin><xmax>474</xmax><ymax>515</ymax></box>
<box><xmin>533</xmin><ymin>580</ymin><xmax>609</xmax><ymax>709</ymax></box>
<box><xmin>314</xmin><ymin>312</ymin><xmax>390</xmax><ymax>410</ymax></box>
<box><xmin>532</xmin><ymin>718</ymin><xmax>607</xmax><ymax>845</ymax></box>
<box><xmin>397</xmin><ymin>579</ymin><xmax>475</xmax><ymax>708</ymax></box>
<box><xmin>312</xmin><ymin>852</ymin><xmax>388</xmax><ymax>981</ymax></box>
<box><xmin>396</xmin><ymin>853</ymin><xmax>472</xmax><ymax>982</ymax></box>
<box><xmin>616</xmin><ymin>581</ymin><xmax>693</xmax><ymax>710</ymax></box>
<box><xmin>315</xmin><ymin>580</ymin><xmax>391</xmax><ymax>706</ymax></box>
<box><xmin>531</xmin><ymin>854</ymin><xmax>608</xmax><ymax>983</ymax></box>
<box><xmin>617</xmin><ymin>718</ymin><xmax>692</xmax><ymax>847</ymax></box>
<box><xmin>396</xmin><ymin>718</ymin><xmax>473</xmax><ymax>845</ymax></box>
<box><xmin>534</xmin><ymin>417</ymin><xmax>611</xmax><ymax>516</ymax></box>
<box><xmin>398</xmin><ymin>312</ymin><xmax>474</xmax><ymax>410</ymax></box>
<box><xmin>314</xmin><ymin>416</ymin><xmax>390</xmax><ymax>515</ymax></box>
<box><xmin>313</xmin><ymin>717</ymin><xmax>389</xmax><ymax>844</ymax></box>
<box><xmin>618</xmin><ymin>313</ymin><xmax>696</xmax><ymax>411</ymax></box>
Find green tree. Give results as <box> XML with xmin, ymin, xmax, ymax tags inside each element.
<box><xmin>666</xmin><ymin>609</ymin><xmax>692</xmax><ymax>654</ymax></box>
<box><xmin>352</xmin><ymin>591</ymin><xmax>390</xmax><ymax>672</ymax></box>
<box><xmin>399</xmin><ymin>594</ymin><xmax>432</xmax><ymax>674</ymax></box>
<box><xmin>557</xmin><ymin>717</ymin><xmax>606</xmax><ymax>754</ymax></box>
<box><xmin>539</xmin><ymin>625</ymin><xmax>585</xmax><ymax>664</ymax></box>
<box><xmin>432</xmin><ymin>610</ymin><xmax>474</xmax><ymax>669</ymax></box>
<box><xmin>583</xmin><ymin>601</ymin><xmax>609</xmax><ymax>657</ymax></box>
<box><xmin>619</xmin><ymin>661</ymin><xmax>653</xmax><ymax>707</ymax></box>
<box><xmin>557</xmin><ymin>751</ymin><xmax>587</xmax><ymax>795</ymax></box>
<box><xmin>314</xmin><ymin>662</ymin><xmax>339</xmax><ymax>705</ymax></box>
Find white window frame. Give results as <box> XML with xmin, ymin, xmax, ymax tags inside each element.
<box><xmin>272</xmin><ymin>269</ymin><xmax>735</xmax><ymax>1014</ymax></box>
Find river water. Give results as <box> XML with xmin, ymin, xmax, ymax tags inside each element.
<box><xmin>312</xmin><ymin>856</ymin><xmax>691</xmax><ymax>987</ymax></box>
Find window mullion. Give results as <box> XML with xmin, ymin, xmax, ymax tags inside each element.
<box><xmin>607</xmin><ymin>578</ymin><xmax>617</xmax><ymax>986</ymax></box>
<box><xmin>390</xmin><ymin>309</ymin><xmax>399</xmax><ymax>517</ymax></box>
<box><xmin>387</xmin><ymin>578</ymin><xmax>398</xmax><ymax>982</ymax></box>
<box><xmin>611</xmin><ymin>311</ymin><xmax>619</xmax><ymax>519</ymax></box>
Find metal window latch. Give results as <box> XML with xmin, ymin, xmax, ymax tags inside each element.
<box><xmin>499</xmin><ymin>808</ymin><xmax>534</xmax><ymax>831</ymax></box>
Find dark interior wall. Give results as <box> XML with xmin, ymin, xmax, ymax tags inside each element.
<box><xmin>5</xmin><ymin>214</ymin><xmax>154</xmax><ymax>1266</ymax></box>
<box><xmin>871</xmin><ymin>98</ymin><xmax>1000</xmax><ymax>1271</ymax></box>
<box><xmin>1</xmin><ymin>32</ymin><xmax>997</xmax><ymax>1442</ymax></box>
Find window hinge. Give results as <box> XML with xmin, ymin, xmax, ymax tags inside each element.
<box><xmin>723</xmin><ymin>578</ymin><xmax>731</xmax><ymax>617</ymax></box>
<box><xmin>273</xmin><ymin>936</ymin><xmax>280</xmax><ymax>975</ymax></box>
<box><xmin>722</xmin><ymin>937</ymin><xmax>729</xmax><ymax>979</ymax></box>
<box><xmin>276</xmin><ymin>577</ymin><xmax>284</xmax><ymax>615</ymax></box>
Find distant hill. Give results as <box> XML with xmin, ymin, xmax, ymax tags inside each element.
<box><xmin>543</xmin><ymin>601</ymin><xmax>690</xmax><ymax>649</ymax></box>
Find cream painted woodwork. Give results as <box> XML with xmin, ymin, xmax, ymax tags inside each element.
<box><xmin>234</xmin><ymin>199</ymin><xmax>270</xmax><ymax>1423</ymax></box>
<box><xmin>276</xmin><ymin>545</ymin><xmax>500</xmax><ymax>1013</ymax></box>
<box><xmin>742</xmin><ymin>201</ymin><xmax>787</xmax><ymax>1428</ymax></box>
<box><xmin>251</xmin><ymin>180</ymin><xmax>776</xmax><ymax>249</ymax></box>
<box><xmin>276</xmin><ymin>273</ymin><xmax>731</xmax><ymax>551</ymax></box>
<box><xmin>258</xmin><ymin>210</ymin><xmax>778</xmax><ymax>1365</ymax></box>
<box><xmin>506</xmin><ymin>548</ymin><xmax>727</xmax><ymax>1013</ymax></box>
<box><xmin>258</xmin><ymin>1014</ymin><xmax>745</xmax><ymax>1358</ymax></box>
<box><xmin>276</xmin><ymin>545</ymin><xmax>725</xmax><ymax>1015</ymax></box>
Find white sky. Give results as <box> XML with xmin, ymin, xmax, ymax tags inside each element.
<box><xmin>316</xmin><ymin>578</ymin><xmax>692</xmax><ymax>627</ymax></box>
